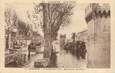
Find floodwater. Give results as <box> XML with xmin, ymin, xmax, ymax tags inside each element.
<box><xmin>24</xmin><ymin>49</ymin><xmax>87</xmax><ymax>69</ymax></box>
<box><xmin>56</xmin><ymin>50</ymin><xmax>87</xmax><ymax>68</ymax></box>
<box><xmin>6</xmin><ymin>49</ymin><xmax>87</xmax><ymax>69</ymax></box>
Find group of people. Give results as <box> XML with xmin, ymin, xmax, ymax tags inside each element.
<box><xmin>64</xmin><ymin>40</ymin><xmax>87</xmax><ymax>59</ymax></box>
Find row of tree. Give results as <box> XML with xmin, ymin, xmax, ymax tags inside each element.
<box><xmin>4</xmin><ymin>7</ymin><xmax>31</xmax><ymax>37</ymax></box>
<box><xmin>4</xmin><ymin>7</ymin><xmax>32</xmax><ymax>49</ymax></box>
<box><xmin>4</xmin><ymin>2</ymin><xmax>75</xmax><ymax>59</ymax></box>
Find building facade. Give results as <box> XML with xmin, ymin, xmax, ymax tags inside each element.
<box><xmin>76</xmin><ymin>30</ymin><xmax>88</xmax><ymax>42</ymax></box>
<box><xmin>85</xmin><ymin>3</ymin><xmax>110</xmax><ymax>68</ymax></box>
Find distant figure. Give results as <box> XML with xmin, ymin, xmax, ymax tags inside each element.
<box><xmin>28</xmin><ymin>43</ymin><xmax>35</xmax><ymax>60</ymax></box>
<box><xmin>76</xmin><ymin>41</ymin><xmax>87</xmax><ymax>59</ymax></box>
<box><xmin>76</xmin><ymin>41</ymin><xmax>81</xmax><ymax>59</ymax></box>
<box><xmin>80</xmin><ymin>42</ymin><xmax>87</xmax><ymax>59</ymax></box>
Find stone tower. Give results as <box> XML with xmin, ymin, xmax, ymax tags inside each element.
<box><xmin>85</xmin><ymin>3</ymin><xmax>110</xmax><ymax>68</ymax></box>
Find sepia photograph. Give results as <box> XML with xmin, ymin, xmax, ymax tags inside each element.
<box><xmin>3</xmin><ymin>1</ymin><xmax>111</xmax><ymax>69</ymax></box>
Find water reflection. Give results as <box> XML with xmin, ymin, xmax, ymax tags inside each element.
<box><xmin>53</xmin><ymin>49</ymin><xmax>87</xmax><ymax>68</ymax></box>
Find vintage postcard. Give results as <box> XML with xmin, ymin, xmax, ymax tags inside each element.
<box><xmin>0</xmin><ymin>0</ymin><xmax>115</xmax><ymax>73</ymax></box>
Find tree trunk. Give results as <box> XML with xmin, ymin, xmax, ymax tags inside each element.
<box><xmin>43</xmin><ymin>32</ymin><xmax>52</xmax><ymax>58</ymax></box>
<box><xmin>43</xmin><ymin>3</ymin><xmax>53</xmax><ymax>58</ymax></box>
<box><xmin>42</xmin><ymin>3</ymin><xmax>59</xmax><ymax>60</ymax></box>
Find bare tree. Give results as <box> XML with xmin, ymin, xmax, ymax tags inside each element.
<box><xmin>4</xmin><ymin>7</ymin><xmax>18</xmax><ymax>29</ymax></box>
<box><xmin>4</xmin><ymin>7</ymin><xmax>18</xmax><ymax>49</ymax></box>
<box><xmin>33</xmin><ymin>2</ymin><xmax>74</xmax><ymax>58</ymax></box>
<box><xmin>5</xmin><ymin>7</ymin><xmax>31</xmax><ymax>49</ymax></box>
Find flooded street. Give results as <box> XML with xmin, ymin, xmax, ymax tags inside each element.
<box><xmin>23</xmin><ymin>49</ymin><xmax>87</xmax><ymax>69</ymax></box>
<box><xmin>4</xmin><ymin>2</ymin><xmax>110</xmax><ymax>69</ymax></box>
<box><xmin>56</xmin><ymin>50</ymin><xmax>87</xmax><ymax>68</ymax></box>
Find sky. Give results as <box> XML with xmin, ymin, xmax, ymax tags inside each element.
<box><xmin>3</xmin><ymin>1</ymin><xmax>88</xmax><ymax>38</ymax></box>
<box><xmin>58</xmin><ymin>3</ymin><xmax>88</xmax><ymax>38</ymax></box>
